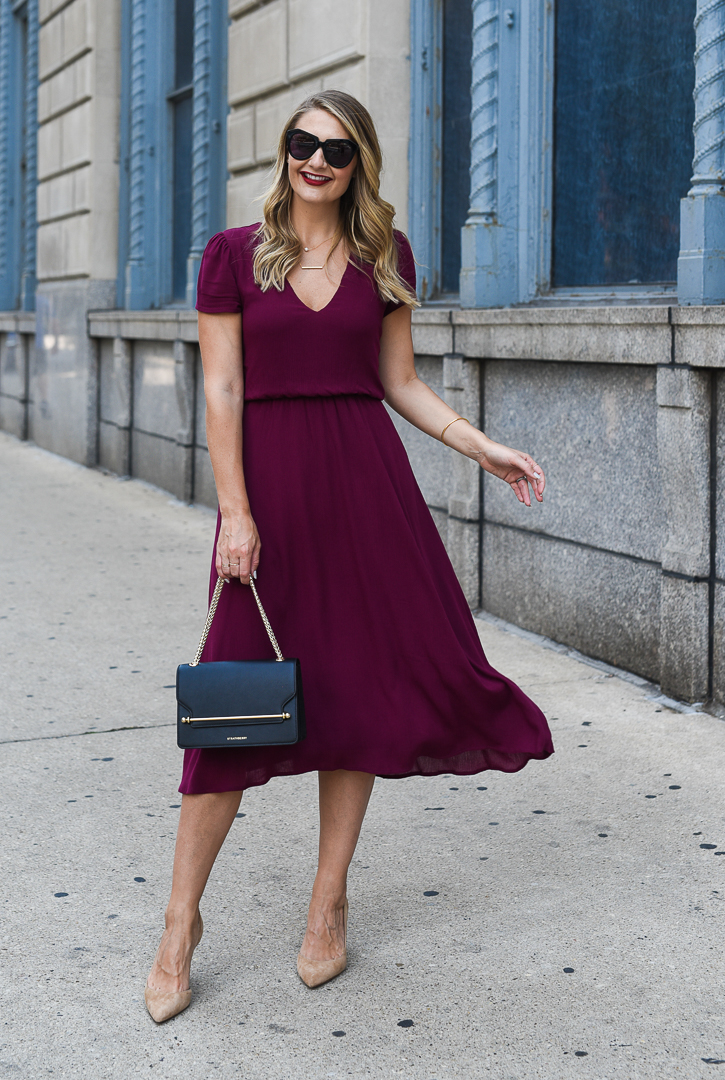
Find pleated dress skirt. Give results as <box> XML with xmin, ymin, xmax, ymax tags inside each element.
<box><xmin>179</xmin><ymin>394</ymin><xmax>554</xmax><ymax>793</ymax></box>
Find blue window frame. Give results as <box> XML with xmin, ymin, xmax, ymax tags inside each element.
<box><xmin>120</xmin><ymin>0</ymin><xmax>227</xmax><ymax>310</ymax></box>
<box><xmin>0</xmin><ymin>0</ymin><xmax>37</xmax><ymax>311</ymax></box>
<box><xmin>409</xmin><ymin>0</ymin><xmax>472</xmax><ymax>301</ymax></box>
<box><xmin>553</xmin><ymin>0</ymin><xmax>696</xmax><ymax>287</ymax></box>
<box><xmin>457</xmin><ymin>0</ymin><xmax>701</xmax><ymax>307</ymax></box>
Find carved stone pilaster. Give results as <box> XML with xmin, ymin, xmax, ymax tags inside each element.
<box><xmin>466</xmin><ymin>0</ymin><xmax>498</xmax><ymax>226</ymax></box>
<box><xmin>124</xmin><ymin>0</ymin><xmax>147</xmax><ymax>308</ymax></box>
<box><xmin>678</xmin><ymin>0</ymin><xmax>725</xmax><ymax>304</ymax></box>
<box><xmin>20</xmin><ymin>0</ymin><xmax>37</xmax><ymax>311</ymax></box>
<box><xmin>0</xmin><ymin>0</ymin><xmax>12</xmax><ymax>306</ymax></box>
<box><xmin>186</xmin><ymin>0</ymin><xmax>211</xmax><ymax>307</ymax></box>
<box><xmin>459</xmin><ymin>0</ymin><xmax>516</xmax><ymax>308</ymax></box>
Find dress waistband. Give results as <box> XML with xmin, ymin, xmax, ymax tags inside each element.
<box><xmin>244</xmin><ymin>392</ymin><xmax>384</xmax><ymax>404</ymax></box>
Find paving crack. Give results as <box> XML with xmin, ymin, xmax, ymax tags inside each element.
<box><xmin>0</xmin><ymin>722</ymin><xmax>175</xmax><ymax>745</ymax></box>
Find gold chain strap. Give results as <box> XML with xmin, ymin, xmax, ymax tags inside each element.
<box><xmin>248</xmin><ymin>575</ymin><xmax>284</xmax><ymax>662</ymax></box>
<box><xmin>189</xmin><ymin>576</ymin><xmax>284</xmax><ymax>666</ymax></box>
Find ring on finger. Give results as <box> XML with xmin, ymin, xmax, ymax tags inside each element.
<box><xmin>514</xmin><ymin>475</ymin><xmax>526</xmax><ymax>484</ymax></box>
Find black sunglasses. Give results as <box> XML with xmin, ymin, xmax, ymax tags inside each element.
<box><xmin>286</xmin><ymin>128</ymin><xmax>358</xmax><ymax>169</ymax></box>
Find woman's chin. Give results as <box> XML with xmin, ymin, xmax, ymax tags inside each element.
<box><xmin>292</xmin><ymin>182</ymin><xmax>339</xmax><ymax>203</ymax></box>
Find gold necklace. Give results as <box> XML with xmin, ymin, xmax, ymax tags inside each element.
<box><xmin>301</xmin><ymin>234</ymin><xmax>334</xmax><ymax>253</ymax></box>
<box><xmin>300</xmin><ymin>234</ymin><xmax>335</xmax><ymax>270</ymax></box>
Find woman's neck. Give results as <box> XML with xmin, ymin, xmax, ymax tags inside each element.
<box><xmin>290</xmin><ymin>198</ymin><xmax>341</xmax><ymax>247</ymax></box>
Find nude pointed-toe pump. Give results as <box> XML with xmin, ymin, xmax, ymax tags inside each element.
<box><xmin>297</xmin><ymin>901</ymin><xmax>348</xmax><ymax>988</ymax></box>
<box><xmin>144</xmin><ymin>916</ymin><xmax>204</xmax><ymax>1023</ymax></box>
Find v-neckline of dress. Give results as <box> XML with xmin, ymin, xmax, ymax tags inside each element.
<box><xmin>286</xmin><ymin>260</ymin><xmax>351</xmax><ymax>314</ymax></box>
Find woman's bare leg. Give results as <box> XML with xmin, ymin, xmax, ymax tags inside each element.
<box><xmin>147</xmin><ymin>790</ymin><xmax>243</xmax><ymax>992</ymax></box>
<box><xmin>299</xmin><ymin>770</ymin><xmax>375</xmax><ymax>961</ymax></box>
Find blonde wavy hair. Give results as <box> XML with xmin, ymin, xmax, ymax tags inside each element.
<box><xmin>252</xmin><ymin>90</ymin><xmax>418</xmax><ymax>309</ymax></box>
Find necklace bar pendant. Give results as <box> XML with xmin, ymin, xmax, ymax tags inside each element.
<box><xmin>300</xmin><ymin>265</ymin><xmax>324</xmax><ymax>270</ymax></box>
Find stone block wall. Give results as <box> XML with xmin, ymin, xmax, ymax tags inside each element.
<box><xmin>481</xmin><ymin>359</ymin><xmax>663</xmax><ymax>682</ymax></box>
<box><xmin>37</xmin><ymin>0</ymin><xmax>120</xmax><ymax>281</ymax></box>
<box><xmin>395</xmin><ymin>306</ymin><xmax>725</xmax><ymax>708</ymax></box>
<box><xmin>225</xmin><ymin>0</ymin><xmax>411</xmax><ymax>231</ymax></box>
<box><xmin>33</xmin><ymin>0</ymin><xmax>121</xmax><ymax>464</ymax></box>
<box><xmin>89</xmin><ymin>312</ymin><xmax>212</xmax><ymax>507</ymax></box>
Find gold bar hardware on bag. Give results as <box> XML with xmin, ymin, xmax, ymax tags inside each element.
<box><xmin>181</xmin><ymin>712</ymin><xmax>291</xmax><ymax>724</ymax></box>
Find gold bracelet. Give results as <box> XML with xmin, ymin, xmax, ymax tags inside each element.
<box><xmin>440</xmin><ymin>416</ymin><xmax>470</xmax><ymax>445</ymax></box>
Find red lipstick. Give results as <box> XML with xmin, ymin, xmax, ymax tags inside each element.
<box><xmin>301</xmin><ymin>172</ymin><xmax>332</xmax><ymax>186</ymax></box>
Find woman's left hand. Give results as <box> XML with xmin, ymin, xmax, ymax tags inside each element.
<box><xmin>473</xmin><ymin>439</ymin><xmax>545</xmax><ymax>507</ymax></box>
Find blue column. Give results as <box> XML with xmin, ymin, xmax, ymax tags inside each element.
<box><xmin>678</xmin><ymin>0</ymin><xmax>725</xmax><ymax>305</ymax></box>
<box><xmin>459</xmin><ymin>0</ymin><xmax>517</xmax><ymax>308</ymax></box>
<box><xmin>124</xmin><ymin>0</ymin><xmax>148</xmax><ymax>308</ymax></box>
<box><xmin>186</xmin><ymin>0</ymin><xmax>226</xmax><ymax>307</ymax></box>
<box><xmin>20</xmin><ymin>0</ymin><xmax>37</xmax><ymax>311</ymax></box>
<box><xmin>0</xmin><ymin>0</ymin><xmax>18</xmax><ymax>311</ymax></box>
<box><xmin>186</xmin><ymin>0</ymin><xmax>211</xmax><ymax>308</ymax></box>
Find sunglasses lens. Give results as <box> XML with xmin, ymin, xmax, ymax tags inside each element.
<box><xmin>324</xmin><ymin>141</ymin><xmax>355</xmax><ymax>168</ymax></box>
<box><xmin>289</xmin><ymin>133</ymin><xmax>318</xmax><ymax>160</ymax></box>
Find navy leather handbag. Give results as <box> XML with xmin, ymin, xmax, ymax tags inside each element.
<box><xmin>176</xmin><ymin>576</ymin><xmax>305</xmax><ymax>750</ymax></box>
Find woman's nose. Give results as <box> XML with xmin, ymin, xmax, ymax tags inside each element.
<box><xmin>307</xmin><ymin>147</ymin><xmax>327</xmax><ymax>170</ymax></box>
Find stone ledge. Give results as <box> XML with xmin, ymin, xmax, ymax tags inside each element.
<box><xmin>454</xmin><ymin>307</ymin><xmax>671</xmax><ymax>326</ymax></box>
<box><xmin>412</xmin><ymin>308</ymin><xmax>453</xmax><ymax>325</ymax></box>
<box><xmin>453</xmin><ymin>306</ymin><xmax>671</xmax><ymax>365</ymax></box>
<box><xmin>671</xmin><ymin>307</ymin><xmax>725</xmax><ymax>325</ymax></box>
<box><xmin>88</xmin><ymin>310</ymin><xmax>199</xmax><ymax>343</ymax></box>
<box><xmin>411</xmin><ymin>305</ymin><xmax>725</xmax><ymax>367</ymax></box>
<box><xmin>0</xmin><ymin>312</ymin><xmax>37</xmax><ymax>334</ymax></box>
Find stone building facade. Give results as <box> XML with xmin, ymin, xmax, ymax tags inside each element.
<box><xmin>0</xmin><ymin>0</ymin><xmax>723</xmax><ymax>709</ymax></box>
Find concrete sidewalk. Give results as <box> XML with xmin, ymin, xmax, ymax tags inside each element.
<box><xmin>2</xmin><ymin>430</ymin><xmax>725</xmax><ymax>1080</ymax></box>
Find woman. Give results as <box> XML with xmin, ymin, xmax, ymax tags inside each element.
<box><xmin>145</xmin><ymin>90</ymin><xmax>553</xmax><ymax>1023</ymax></box>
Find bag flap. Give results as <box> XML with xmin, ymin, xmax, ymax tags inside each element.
<box><xmin>176</xmin><ymin>660</ymin><xmax>298</xmax><ymax>718</ymax></box>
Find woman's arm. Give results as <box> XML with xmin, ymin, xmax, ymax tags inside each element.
<box><xmin>198</xmin><ymin>311</ymin><xmax>261</xmax><ymax>581</ymax></box>
<box><xmin>379</xmin><ymin>306</ymin><xmax>545</xmax><ymax>506</ymax></box>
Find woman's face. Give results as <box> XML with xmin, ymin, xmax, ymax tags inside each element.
<box><xmin>287</xmin><ymin>109</ymin><xmax>358</xmax><ymax>208</ymax></box>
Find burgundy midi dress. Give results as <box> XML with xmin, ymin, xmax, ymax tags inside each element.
<box><xmin>179</xmin><ymin>225</ymin><xmax>553</xmax><ymax>794</ymax></box>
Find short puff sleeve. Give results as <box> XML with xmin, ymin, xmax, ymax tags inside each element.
<box><xmin>383</xmin><ymin>232</ymin><xmax>417</xmax><ymax>316</ymax></box>
<box><xmin>195</xmin><ymin>232</ymin><xmax>242</xmax><ymax>314</ymax></box>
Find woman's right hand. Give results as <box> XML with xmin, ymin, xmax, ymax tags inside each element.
<box><xmin>216</xmin><ymin>510</ymin><xmax>261</xmax><ymax>584</ymax></box>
